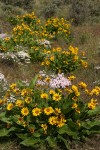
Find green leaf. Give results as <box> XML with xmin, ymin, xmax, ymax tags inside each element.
<box><xmin>87</xmin><ymin>106</ymin><xmax>100</xmax><ymax>117</ymax></box>
<box><xmin>0</xmin><ymin>112</ymin><xmax>10</xmax><ymax>123</ymax></box>
<box><xmin>68</xmin><ymin>119</ymin><xmax>78</xmax><ymax>131</ymax></box>
<box><xmin>82</xmin><ymin>120</ymin><xmax>100</xmax><ymax>129</ymax></box>
<box><xmin>20</xmin><ymin>137</ymin><xmax>40</xmax><ymax>147</ymax></box>
<box><xmin>58</xmin><ymin>124</ymin><xmax>78</xmax><ymax>138</ymax></box>
<box><xmin>16</xmin><ymin>133</ymin><xmax>29</xmax><ymax>140</ymax></box>
<box><xmin>0</xmin><ymin>129</ymin><xmax>9</xmax><ymax>137</ymax></box>
<box><xmin>0</xmin><ymin>127</ymin><xmax>16</xmax><ymax>137</ymax></box>
<box><xmin>0</xmin><ymin>112</ymin><xmax>6</xmax><ymax>118</ymax></box>
<box><xmin>0</xmin><ymin>117</ymin><xmax>11</xmax><ymax>123</ymax></box>
<box><xmin>29</xmin><ymin>75</ymin><xmax>38</xmax><ymax>88</ymax></box>
<box><xmin>57</xmin><ymin>135</ymin><xmax>70</xmax><ymax>150</ymax></box>
<box><xmin>82</xmin><ymin>129</ymin><xmax>100</xmax><ymax>135</ymax></box>
<box><xmin>17</xmin><ymin>80</ymin><xmax>25</xmax><ymax>88</ymax></box>
<box><xmin>46</xmin><ymin>136</ymin><xmax>57</xmax><ymax>148</ymax></box>
<box><xmin>33</xmin><ymin>131</ymin><xmax>41</xmax><ymax>138</ymax></box>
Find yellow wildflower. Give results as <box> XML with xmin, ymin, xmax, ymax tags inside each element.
<box><xmin>49</xmin><ymin>89</ymin><xmax>55</xmax><ymax>95</ymax></box>
<box><xmin>78</xmin><ymin>82</ymin><xmax>87</xmax><ymax>89</ymax></box>
<box><xmin>72</xmin><ymin>103</ymin><xmax>78</xmax><ymax>109</ymax></box>
<box><xmin>16</xmin><ymin>100</ymin><xmax>24</xmax><ymax>108</ymax></box>
<box><xmin>41</xmin><ymin>124</ymin><xmax>48</xmax><ymax>131</ymax></box>
<box><xmin>10</xmin><ymin>83</ymin><xmax>17</xmax><ymax>90</ymax></box>
<box><xmin>48</xmin><ymin>116</ymin><xmax>58</xmax><ymax>125</ymax></box>
<box><xmin>56</xmin><ymin>116</ymin><xmax>66</xmax><ymax>128</ymax></box>
<box><xmin>75</xmin><ymin>108</ymin><xmax>80</xmax><ymax>114</ymax></box>
<box><xmin>72</xmin><ymin>85</ymin><xmax>80</xmax><ymax>96</ymax></box>
<box><xmin>29</xmin><ymin>127</ymin><xmax>35</xmax><ymax>134</ymax></box>
<box><xmin>72</xmin><ymin>85</ymin><xmax>78</xmax><ymax>92</ymax></box>
<box><xmin>13</xmin><ymin>89</ymin><xmax>20</xmax><ymax>95</ymax></box>
<box><xmin>76</xmin><ymin>120</ymin><xmax>81</xmax><ymax>126</ymax></box>
<box><xmin>45</xmin><ymin>77</ymin><xmax>51</xmax><ymax>82</ymax></box>
<box><xmin>32</xmin><ymin>107</ymin><xmax>41</xmax><ymax>116</ymax></box>
<box><xmin>4</xmin><ymin>37</ymin><xmax>10</xmax><ymax>41</ymax></box>
<box><xmin>41</xmin><ymin>93</ymin><xmax>48</xmax><ymax>99</ymax></box>
<box><xmin>69</xmin><ymin>46</ymin><xmax>78</xmax><ymax>55</ymax></box>
<box><xmin>54</xmin><ymin>108</ymin><xmax>61</xmax><ymax>115</ymax></box>
<box><xmin>50</xmin><ymin>56</ymin><xmax>54</xmax><ymax>61</ymax></box>
<box><xmin>45</xmin><ymin>61</ymin><xmax>50</xmax><ymax>66</ymax></box>
<box><xmin>17</xmin><ymin>116</ymin><xmax>24</xmax><ymax>124</ymax></box>
<box><xmin>65</xmin><ymin>88</ymin><xmax>72</xmax><ymax>94</ymax></box>
<box><xmin>90</xmin><ymin>88</ymin><xmax>99</xmax><ymax>96</ymax></box>
<box><xmin>52</xmin><ymin>93</ymin><xmax>62</xmax><ymax>101</ymax></box>
<box><xmin>85</xmin><ymin>89</ymin><xmax>90</xmax><ymax>95</ymax></box>
<box><xmin>68</xmin><ymin>75</ymin><xmax>76</xmax><ymax>81</ymax></box>
<box><xmin>44</xmin><ymin>107</ymin><xmax>54</xmax><ymax>115</ymax></box>
<box><xmin>88</xmin><ymin>98</ymin><xmax>97</xmax><ymax>110</ymax></box>
<box><xmin>41</xmin><ymin>62</ymin><xmax>45</xmax><ymax>66</ymax></box>
<box><xmin>0</xmin><ymin>99</ymin><xmax>3</xmax><ymax>105</ymax></box>
<box><xmin>72</xmin><ymin>96</ymin><xmax>78</xmax><ymax>102</ymax></box>
<box><xmin>81</xmin><ymin>60</ymin><xmax>88</xmax><ymax>68</ymax></box>
<box><xmin>21</xmin><ymin>89</ymin><xmax>28</xmax><ymax>97</ymax></box>
<box><xmin>21</xmin><ymin>107</ymin><xmax>29</xmax><ymax>116</ymax></box>
<box><xmin>25</xmin><ymin>97</ymin><xmax>32</xmax><ymax>104</ymax></box>
<box><xmin>7</xmin><ymin>103</ymin><xmax>14</xmax><ymax>111</ymax></box>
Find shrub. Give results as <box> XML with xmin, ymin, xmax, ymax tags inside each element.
<box><xmin>69</xmin><ymin>0</ymin><xmax>100</xmax><ymax>25</ymax></box>
<box><xmin>39</xmin><ymin>0</ymin><xmax>64</xmax><ymax>19</ymax></box>
<box><xmin>41</xmin><ymin>46</ymin><xmax>88</xmax><ymax>74</ymax></box>
<box><xmin>45</xmin><ymin>17</ymin><xmax>71</xmax><ymax>42</ymax></box>
<box><xmin>0</xmin><ymin>74</ymin><xmax>100</xmax><ymax>149</ymax></box>
<box><xmin>0</xmin><ymin>0</ymin><xmax>35</xmax><ymax>11</ymax></box>
<box><xmin>70</xmin><ymin>0</ymin><xmax>89</xmax><ymax>25</ymax></box>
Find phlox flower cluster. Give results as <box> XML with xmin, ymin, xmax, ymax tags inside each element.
<box><xmin>0</xmin><ymin>52</ymin><xmax>18</xmax><ymax>64</ymax></box>
<box><xmin>49</xmin><ymin>73</ymin><xmax>71</xmax><ymax>89</ymax></box>
<box><xmin>17</xmin><ymin>51</ymin><xmax>30</xmax><ymax>63</ymax></box>
<box><xmin>36</xmin><ymin>71</ymin><xmax>71</xmax><ymax>89</ymax></box>
<box><xmin>7</xmin><ymin>94</ymin><xmax>16</xmax><ymax>103</ymax></box>
<box><xmin>0</xmin><ymin>51</ymin><xmax>30</xmax><ymax>65</ymax></box>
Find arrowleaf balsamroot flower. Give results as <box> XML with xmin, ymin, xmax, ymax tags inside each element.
<box><xmin>54</xmin><ymin>108</ymin><xmax>61</xmax><ymax>115</ymax></box>
<box><xmin>52</xmin><ymin>93</ymin><xmax>62</xmax><ymax>101</ymax></box>
<box><xmin>78</xmin><ymin>82</ymin><xmax>87</xmax><ymax>89</ymax></box>
<box><xmin>44</xmin><ymin>107</ymin><xmax>54</xmax><ymax>115</ymax></box>
<box><xmin>48</xmin><ymin>116</ymin><xmax>58</xmax><ymax>125</ymax></box>
<box><xmin>49</xmin><ymin>89</ymin><xmax>55</xmax><ymax>95</ymax></box>
<box><xmin>88</xmin><ymin>98</ymin><xmax>98</xmax><ymax>110</ymax></box>
<box><xmin>72</xmin><ymin>103</ymin><xmax>78</xmax><ymax>109</ymax></box>
<box><xmin>7</xmin><ymin>103</ymin><xmax>14</xmax><ymax>111</ymax></box>
<box><xmin>16</xmin><ymin>99</ymin><xmax>24</xmax><ymax>108</ymax></box>
<box><xmin>56</xmin><ymin>116</ymin><xmax>67</xmax><ymax>128</ymax></box>
<box><xmin>32</xmin><ymin>107</ymin><xmax>41</xmax><ymax>116</ymax></box>
<box><xmin>0</xmin><ymin>99</ymin><xmax>4</xmax><ymax>105</ymax></box>
<box><xmin>68</xmin><ymin>75</ymin><xmax>76</xmax><ymax>81</ymax></box>
<box><xmin>41</xmin><ymin>124</ymin><xmax>48</xmax><ymax>131</ymax></box>
<box><xmin>29</xmin><ymin>127</ymin><xmax>35</xmax><ymax>134</ymax></box>
<box><xmin>21</xmin><ymin>107</ymin><xmax>29</xmax><ymax>116</ymax></box>
<box><xmin>90</xmin><ymin>88</ymin><xmax>99</xmax><ymax>96</ymax></box>
<box><xmin>41</xmin><ymin>93</ymin><xmax>48</xmax><ymax>99</ymax></box>
<box><xmin>9</xmin><ymin>83</ymin><xmax>17</xmax><ymax>90</ymax></box>
<box><xmin>72</xmin><ymin>85</ymin><xmax>80</xmax><ymax>97</ymax></box>
<box><xmin>25</xmin><ymin>97</ymin><xmax>32</xmax><ymax>104</ymax></box>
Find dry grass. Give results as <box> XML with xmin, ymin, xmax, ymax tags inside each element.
<box><xmin>0</xmin><ymin>62</ymin><xmax>41</xmax><ymax>83</ymax></box>
<box><xmin>72</xmin><ymin>24</ymin><xmax>100</xmax><ymax>83</ymax></box>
